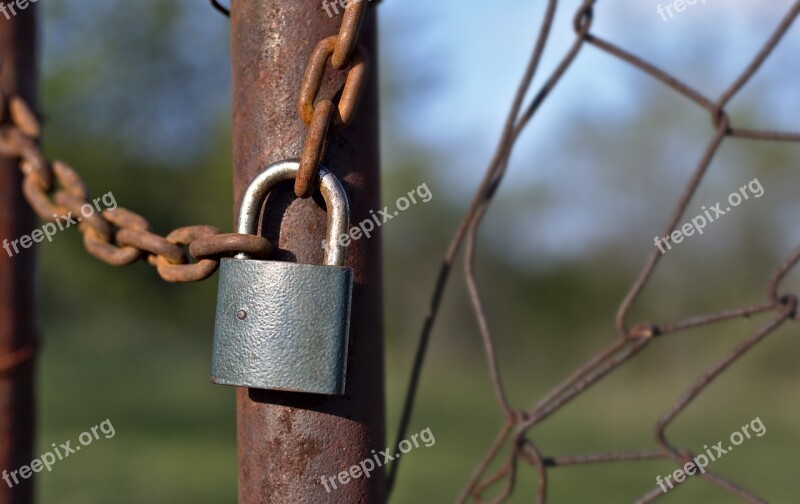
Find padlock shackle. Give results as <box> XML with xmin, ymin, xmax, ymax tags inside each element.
<box><xmin>237</xmin><ymin>160</ymin><xmax>350</xmax><ymax>267</ymax></box>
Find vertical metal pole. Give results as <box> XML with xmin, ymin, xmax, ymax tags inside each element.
<box><xmin>0</xmin><ymin>5</ymin><xmax>38</xmax><ymax>504</ymax></box>
<box><xmin>230</xmin><ymin>1</ymin><xmax>385</xmax><ymax>503</ymax></box>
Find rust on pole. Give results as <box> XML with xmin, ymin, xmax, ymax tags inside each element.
<box><xmin>229</xmin><ymin>1</ymin><xmax>385</xmax><ymax>502</ymax></box>
<box><xmin>0</xmin><ymin>5</ymin><xmax>38</xmax><ymax>504</ymax></box>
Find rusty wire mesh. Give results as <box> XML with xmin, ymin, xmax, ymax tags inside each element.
<box><xmin>388</xmin><ymin>1</ymin><xmax>800</xmax><ymax>502</ymax></box>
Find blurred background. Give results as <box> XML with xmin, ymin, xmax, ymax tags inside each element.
<box><xmin>32</xmin><ymin>0</ymin><xmax>800</xmax><ymax>502</ymax></box>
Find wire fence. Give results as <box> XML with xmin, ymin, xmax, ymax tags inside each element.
<box><xmin>388</xmin><ymin>1</ymin><xmax>800</xmax><ymax>502</ymax></box>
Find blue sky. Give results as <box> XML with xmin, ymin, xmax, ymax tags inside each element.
<box><xmin>379</xmin><ymin>0</ymin><xmax>800</xmax><ymax>171</ymax></box>
<box><xmin>376</xmin><ymin>0</ymin><xmax>800</xmax><ymax>262</ymax></box>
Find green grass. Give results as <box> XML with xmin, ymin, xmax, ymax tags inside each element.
<box><xmin>34</xmin><ymin>311</ymin><xmax>800</xmax><ymax>503</ymax></box>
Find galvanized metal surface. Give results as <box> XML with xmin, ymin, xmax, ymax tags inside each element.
<box><xmin>0</xmin><ymin>7</ymin><xmax>38</xmax><ymax>504</ymax></box>
<box><xmin>212</xmin><ymin>258</ymin><xmax>352</xmax><ymax>394</ymax></box>
<box><xmin>236</xmin><ymin>161</ymin><xmax>350</xmax><ymax>266</ymax></box>
<box><xmin>230</xmin><ymin>0</ymin><xmax>384</xmax><ymax>502</ymax></box>
<box><xmin>213</xmin><ymin>161</ymin><xmax>353</xmax><ymax>394</ymax></box>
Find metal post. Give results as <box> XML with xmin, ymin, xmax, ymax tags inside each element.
<box><xmin>230</xmin><ymin>1</ymin><xmax>385</xmax><ymax>503</ymax></box>
<box><xmin>0</xmin><ymin>5</ymin><xmax>38</xmax><ymax>504</ymax></box>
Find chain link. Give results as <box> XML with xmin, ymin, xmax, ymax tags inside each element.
<box><xmin>294</xmin><ymin>1</ymin><xmax>373</xmax><ymax>198</ymax></box>
<box><xmin>207</xmin><ymin>0</ymin><xmax>377</xmax><ymax>198</ymax></box>
<box><xmin>209</xmin><ymin>0</ymin><xmax>230</xmax><ymax>17</ymax></box>
<box><xmin>0</xmin><ymin>0</ymin><xmax>379</xmax><ymax>380</ymax></box>
<box><xmin>0</xmin><ymin>0</ymin><xmax>383</xmax><ymax>281</ymax></box>
<box><xmin>0</xmin><ymin>91</ymin><xmax>271</xmax><ymax>282</ymax></box>
<box><xmin>0</xmin><ymin>342</ymin><xmax>37</xmax><ymax>378</ymax></box>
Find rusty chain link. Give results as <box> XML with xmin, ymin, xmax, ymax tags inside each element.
<box><xmin>0</xmin><ymin>0</ymin><xmax>384</xmax><ymax>285</ymax></box>
<box><xmin>0</xmin><ymin>342</ymin><xmax>37</xmax><ymax>378</ymax></box>
<box><xmin>0</xmin><ymin>0</ymin><xmax>380</xmax><ymax>377</ymax></box>
<box><xmin>389</xmin><ymin>1</ymin><xmax>800</xmax><ymax>503</ymax></box>
<box><xmin>209</xmin><ymin>0</ymin><xmax>376</xmax><ymax>198</ymax></box>
<box><xmin>209</xmin><ymin>0</ymin><xmax>230</xmax><ymax>17</ymax></box>
<box><xmin>0</xmin><ymin>0</ymin><xmax>297</xmax><ymax>284</ymax></box>
<box><xmin>295</xmin><ymin>1</ymin><xmax>372</xmax><ymax>198</ymax></box>
<box><xmin>0</xmin><ymin>89</ymin><xmax>272</xmax><ymax>283</ymax></box>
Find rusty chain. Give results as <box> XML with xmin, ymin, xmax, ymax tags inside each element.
<box><xmin>0</xmin><ymin>0</ymin><xmax>380</xmax><ymax>377</ymax></box>
<box><xmin>210</xmin><ymin>0</ymin><xmax>376</xmax><ymax>198</ymax></box>
<box><xmin>0</xmin><ymin>341</ymin><xmax>37</xmax><ymax>378</ymax></box>
<box><xmin>295</xmin><ymin>0</ymin><xmax>372</xmax><ymax>198</ymax></box>
<box><xmin>0</xmin><ymin>0</ymin><xmax>383</xmax><ymax>286</ymax></box>
<box><xmin>389</xmin><ymin>1</ymin><xmax>800</xmax><ymax>503</ymax></box>
<box><xmin>209</xmin><ymin>0</ymin><xmax>230</xmax><ymax>17</ymax></box>
<box><xmin>0</xmin><ymin>89</ymin><xmax>272</xmax><ymax>284</ymax></box>
<box><xmin>0</xmin><ymin>0</ymin><xmax>384</xmax><ymax>286</ymax></box>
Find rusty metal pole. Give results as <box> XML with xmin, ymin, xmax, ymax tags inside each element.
<box><xmin>230</xmin><ymin>1</ymin><xmax>385</xmax><ymax>503</ymax></box>
<box><xmin>0</xmin><ymin>5</ymin><xmax>38</xmax><ymax>504</ymax></box>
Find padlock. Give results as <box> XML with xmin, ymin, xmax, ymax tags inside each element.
<box><xmin>211</xmin><ymin>159</ymin><xmax>353</xmax><ymax>395</ymax></box>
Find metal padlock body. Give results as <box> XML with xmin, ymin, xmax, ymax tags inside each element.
<box><xmin>212</xmin><ymin>160</ymin><xmax>353</xmax><ymax>395</ymax></box>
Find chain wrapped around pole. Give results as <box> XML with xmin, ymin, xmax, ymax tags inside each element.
<box><xmin>0</xmin><ymin>0</ymin><xmax>384</xmax><ymax>281</ymax></box>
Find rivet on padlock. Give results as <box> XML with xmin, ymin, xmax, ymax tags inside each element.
<box><xmin>211</xmin><ymin>160</ymin><xmax>353</xmax><ymax>395</ymax></box>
